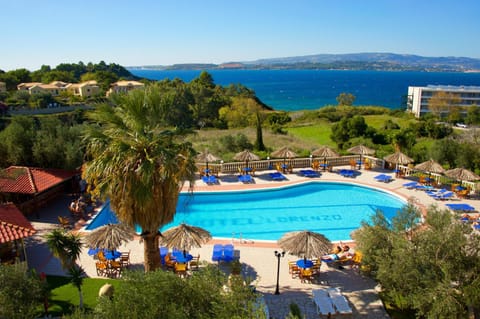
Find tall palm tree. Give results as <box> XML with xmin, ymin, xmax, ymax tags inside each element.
<box><xmin>82</xmin><ymin>86</ymin><xmax>197</xmax><ymax>271</ymax></box>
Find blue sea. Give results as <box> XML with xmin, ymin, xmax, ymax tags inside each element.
<box><xmin>129</xmin><ymin>69</ymin><xmax>480</xmax><ymax>112</ymax></box>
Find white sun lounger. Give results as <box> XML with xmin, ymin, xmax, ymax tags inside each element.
<box><xmin>312</xmin><ymin>289</ymin><xmax>335</xmax><ymax>316</ymax></box>
<box><xmin>327</xmin><ymin>287</ymin><xmax>353</xmax><ymax>315</ymax></box>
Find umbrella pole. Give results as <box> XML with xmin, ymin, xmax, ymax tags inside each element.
<box><xmin>359</xmin><ymin>154</ymin><xmax>362</xmax><ymax>170</ymax></box>
<box><xmin>323</xmin><ymin>157</ymin><xmax>327</xmax><ymax>171</ymax></box>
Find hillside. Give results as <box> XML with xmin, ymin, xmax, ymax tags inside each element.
<box><xmin>130</xmin><ymin>52</ymin><xmax>480</xmax><ymax>72</ymax></box>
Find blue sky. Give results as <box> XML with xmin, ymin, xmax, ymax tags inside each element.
<box><xmin>1</xmin><ymin>0</ymin><xmax>479</xmax><ymax>71</ymax></box>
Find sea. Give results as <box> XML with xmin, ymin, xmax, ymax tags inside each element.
<box><xmin>128</xmin><ymin>69</ymin><xmax>480</xmax><ymax>112</ymax></box>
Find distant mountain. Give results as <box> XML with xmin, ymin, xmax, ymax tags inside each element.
<box><xmin>128</xmin><ymin>52</ymin><xmax>480</xmax><ymax>72</ymax></box>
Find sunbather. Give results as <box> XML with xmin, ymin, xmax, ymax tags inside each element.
<box><xmin>321</xmin><ymin>245</ymin><xmax>353</xmax><ymax>261</ymax></box>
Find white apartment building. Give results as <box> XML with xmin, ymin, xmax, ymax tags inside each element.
<box><xmin>407</xmin><ymin>85</ymin><xmax>480</xmax><ymax>118</ymax></box>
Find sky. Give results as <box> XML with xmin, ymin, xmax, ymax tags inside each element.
<box><xmin>1</xmin><ymin>0</ymin><xmax>480</xmax><ymax>71</ymax></box>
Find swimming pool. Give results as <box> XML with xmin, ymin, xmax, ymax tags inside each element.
<box><xmin>85</xmin><ymin>181</ymin><xmax>405</xmax><ymax>242</ymax></box>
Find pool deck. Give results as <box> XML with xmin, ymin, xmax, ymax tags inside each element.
<box><xmin>25</xmin><ymin>166</ymin><xmax>480</xmax><ymax>319</ymax></box>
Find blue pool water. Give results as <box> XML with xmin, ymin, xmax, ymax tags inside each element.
<box><xmin>85</xmin><ymin>181</ymin><xmax>405</xmax><ymax>242</ymax></box>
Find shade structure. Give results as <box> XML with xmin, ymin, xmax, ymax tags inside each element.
<box><xmin>383</xmin><ymin>151</ymin><xmax>414</xmax><ymax>165</ymax></box>
<box><xmin>311</xmin><ymin>146</ymin><xmax>339</xmax><ymax>158</ymax></box>
<box><xmin>196</xmin><ymin>150</ymin><xmax>220</xmax><ymax>170</ymax></box>
<box><xmin>278</xmin><ymin>230</ymin><xmax>331</xmax><ymax>260</ymax></box>
<box><xmin>414</xmin><ymin>159</ymin><xmax>445</xmax><ymax>175</ymax></box>
<box><xmin>234</xmin><ymin>149</ymin><xmax>260</xmax><ymax>167</ymax></box>
<box><xmin>84</xmin><ymin>223</ymin><xmax>135</xmax><ymax>252</ymax></box>
<box><xmin>347</xmin><ymin>144</ymin><xmax>375</xmax><ymax>169</ymax></box>
<box><xmin>159</xmin><ymin>223</ymin><xmax>212</xmax><ymax>252</ymax></box>
<box><xmin>347</xmin><ymin>144</ymin><xmax>375</xmax><ymax>155</ymax></box>
<box><xmin>271</xmin><ymin>146</ymin><xmax>298</xmax><ymax>159</ymax></box>
<box><xmin>445</xmin><ymin>167</ymin><xmax>480</xmax><ymax>182</ymax></box>
<box><xmin>271</xmin><ymin>146</ymin><xmax>298</xmax><ymax>166</ymax></box>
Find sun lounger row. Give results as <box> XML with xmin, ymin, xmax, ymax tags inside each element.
<box><xmin>312</xmin><ymin>287</ymin><xmax>353</xmax><ymax>316</ymax></box>
<box><xmin>211</xmin><ymin>244</ymin><xmax>238</xmax><ymax>262</ymax></box>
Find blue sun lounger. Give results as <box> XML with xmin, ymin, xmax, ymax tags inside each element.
<box><xmin>202</xmin><ymin>175</ymin><xmax>219</xmax><ymax>185</ymax></box>
<box><xmin>403</xmin><ymin>181</ymin><xmax>419</xmax><ymax>189</ymax></box>
<box><xmin>222</xmin><ymin>244</ymin><xmax>235</xmax><ymax>262</ymax></box>
<box><xmin>339</xmin><ymin>169</ymin><xmax>355</xmax><ymax>177</ymax></box>
<box><xmin>269</xmin><ymin>172</ymin><xmax>287</xmax><ymax>181</ymax></box>
<box><xmin>446</xmin><ymin>203</ymin><xmax>475</xmax><ymax>211</ymax></box>
<box><xmin>300</xmin><ymin>169</ymin><xmax>321</xmax><ymax>178</ymax></box>
<box><xmin>211</xmin><ymin>244</ymin><xmax>223</xmax><ymax>262</ymax></box>
<box><xmin>238</xmin><ymin>174</ymin><xmax>254</xmax><ymax>183</ymax></box>
<box><xmin>374</xmin><ymin>174</ymin><xmax>393</xmax><ymax>183</ymax></box>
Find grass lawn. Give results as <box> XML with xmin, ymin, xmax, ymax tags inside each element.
<box><xmin>45</xmin><ymin>275</ymin><xmax>119</xmax><ymax>317</ymax></box>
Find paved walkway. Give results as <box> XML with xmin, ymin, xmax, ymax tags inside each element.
<box><xmin>24</xmin><ymin>167</ymin><xmax>480</xmax><ymax>319</ymax></box>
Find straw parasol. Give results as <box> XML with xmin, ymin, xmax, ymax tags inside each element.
<box><xmin>271</xmin><ymin>146</ymin><xmax>298</xmax><ymax>166</ymax></box>
<box><xmin>384</xmin><ymin>151</ymin><xmax>414</xmax><ymax>168</ymax></box>
<box><xmin>445</xmin><ymin>167</ymin><xmax>480</xmax><ymax>182</ymax></box>
<box><xmin>347</xmin><ymin>144</ymin><xmax>375</xmax><ymax>156</ymax></box>
<box><xmin>414</xmin><ymin>159</ymin><xmax>445</xmax><ymax>175</ymax></box>
<box><xmin>84</xmin><ymin>223</ymin><xmax>135</xmax><ymax>252</ymax></box>
<box><xmin>347</xmin><ymin>144</ymin><xmax>375</xmax><ymax>169</ymax></box>
<box><xmin>278</xmin><ymin>230</ymin><xmax>331</xmax><ymax>262</ymax></box>
<box><xmin>234</xmin><ymin>149</ymin><xmax>260</xmax><ymax>168</ymax></box>
<box><xmin>159</xmin><ymin>223</ymin><xmax>212</xmax><ymax>255</ymax></box>
<box><xmin>311</xmin><ymin>146</ymin><xmax>339</xmax><ymax>170</ymax></box>
<box><xmin>311</xmin><ymin>146</ymin><xmax>339</xmax><ymax>158</ymax></box>
<box><xmin>196</xmin><ymin>149</ymin><xmax>220</xmax><ymax>171</ymax></box>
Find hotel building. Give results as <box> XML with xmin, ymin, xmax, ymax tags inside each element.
<box><xmin>407</xmin><ymin>85</ymin><xmax>480</xmax><ymax>118</ymax></box>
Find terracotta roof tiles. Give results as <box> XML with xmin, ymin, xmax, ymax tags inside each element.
<box><xmin>0</xmin><ymin>203</ymin><xmax>36</xmax><ymax>243</ymax></box>
<box><xmin>0</xmin><ymin>166</ymin><xmax>78</xmax><ymax>194</ymax></box>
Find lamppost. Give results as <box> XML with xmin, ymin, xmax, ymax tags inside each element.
<box><xmin>274</xmin><ymin>250</ymin><xmax>285</xmax><ymax>295</ymax></box>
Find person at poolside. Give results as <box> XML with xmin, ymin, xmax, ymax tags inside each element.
<box><xmin>321</xmin><ymin>245</ymin><xmax>353</xmax><ymax>261</ymax></box>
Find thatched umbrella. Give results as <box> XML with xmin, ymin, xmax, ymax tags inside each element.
<box><xmin>159</xmin><ymin>223</ymin><xmax>212</xmax><ymax>256</ymax></box>
<box><xmin>234</xmin><ymin>149</ymin><xmax>260</xmax><ymax>168</ymax></box>
<box><xmin>311</xmin><ymin>146</ymin><xmax>339</xmax><ymax>171</ymax></box>
<box><xmin>414</xmin><ymin>159</ymin><xmax>445</xmax><ymax>175</ymax></box>
<box><xmin>383</xmin><ymin>151</ymin><xmax>414</xmax><ymax>171</ymax></box>
<box><xmin>84</xmin><ymin>223</ymin><xmax>135</xmax><ymax>252</ymax></box>
<box><xmin>278</xmin><ymin>230</ymin><xmax>331</xmax><ymax>262</ymax></box>
<box><xmin>196</xmin><ymin>150</ymin><xmax>220</xmax><ymax>172</ymax></box>
<box><xmin>347</xmin><ymin>144</ymin><xmax>375</xmax><ymax>156</ymax></box>
<box><xmin>445</xmin><ymin>168</ymin><xmax>480</xmax><ymax>182</ymax></box>
<box><xmin>347</xmin><ymin>144</ymin><xmax>375</xmax><ymax>169</ymax></box>
<box><xmin>271</xmin><ymin>146</ymin><xmax>298</xmax><ymax>167</ymax></box>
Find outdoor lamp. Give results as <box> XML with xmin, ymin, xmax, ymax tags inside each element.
<box><xmin>274</xmin><ymin>250</ymin><xmax>285</xmax><ymax>295</ymax></box>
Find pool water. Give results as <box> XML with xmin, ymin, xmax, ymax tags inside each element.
<box><xmin>85</xmin><ymin>181</ymin><xmax>405</xmax><ymax>242</ymax></box>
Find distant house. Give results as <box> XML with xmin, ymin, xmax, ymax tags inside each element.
<box><xmin>0</xmin><ymin>81</ymin><xmax>6</xmax><ymax>93</ymax></box>
<box><xmin>66</xmin><ymin>80</ymin><xmax>100</xmax><ymax>98</ymax></box>
<box><xmin>407</xmin><ymin>85</ymin><xmax>480</xmax><ymax>118</ymax></box>
<box><xmin>107</xmin><ymin>80</ymin><xmax>145</xmax><ymax>96</ymax></box>
<box><xmin>17</xmin><ymin>81</ymin><xmax>67</xmax><ymax>96</ymax></box>
<box><xmin>0</xmin><ymin>166</ymin><xmax>78</xmax><ymax>215</ymax></box>
<box><xmin>0</xmin><ymin>203</ymin><xmax>36</xmax><ymax>264</ymax></box>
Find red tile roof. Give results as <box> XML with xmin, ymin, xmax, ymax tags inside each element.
<box><xmin>0</xmin><ymin>166</ymin><xmax>78</xmax><ymax>194</ymax></box>
<box><xmin>0</xmin><ymin>203</ymin><xmax>36</xmax><ymax>243</ymax></box>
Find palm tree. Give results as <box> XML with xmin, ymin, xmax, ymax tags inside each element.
<box><xmin>45</xmin><ymin>229</ymin><xmax>84</xmax><ymax>308</ymax></box>
<box><xmin>82</xmin><ymin>86</ymin><xmax>197</xmax><ymax>271</ymax></box>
